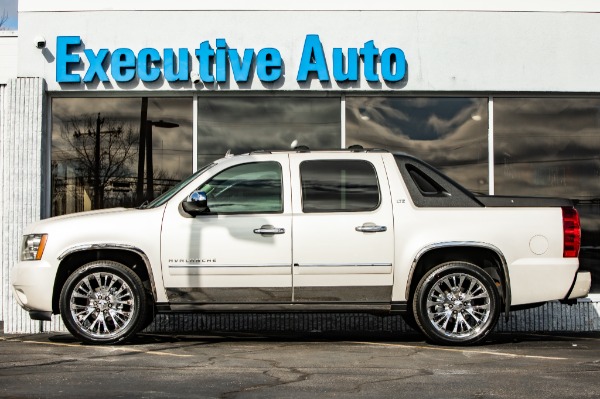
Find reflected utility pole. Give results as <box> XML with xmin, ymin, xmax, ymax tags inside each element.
<box><xmin>146</xmin><ymin>120</ymin><xmax>179</xmax><ymax>199</ymax></box>
<box><xmin>136</xmin><ymin>98</ymin><xmax>148</xmax><ymax>204</ymax></box>
<box><xmin>136</xmin><ymin>97</ymin><xmax>179</xmax><ymax>204</ymax></box>
<box><xmin>94</xmin><ymin>113</ymin><xmax>104</xmax><ymax>209</ymax></box>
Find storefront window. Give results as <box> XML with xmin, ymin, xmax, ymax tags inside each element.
<box><xmin>494</xmin><ymin>98</ymin><xmax>600</xmax><ymax>293</ymax></box>
<box><xmin>346</xmin><ymin>97</ymin><xmax>489</xmax><ymax>193</ymax></box>
<box><xmin>51</xmin><ymin>97</ymin><xmax>193</xmax><ymax>216</ymax></box>
<box><xmin>196</xmin><ymin>97</ymin><xmax>341</xmax><ymax>166</ymax></box>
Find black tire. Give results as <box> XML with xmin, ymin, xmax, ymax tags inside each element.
<box><xmin>59</xmin><ymin>260</ymin><xmax>149</xmax><ymax>344</ymax></box>
<box><xmin>412</xmin><ymin>262</ymin><xmax>500</xmax><ymax>346</ymax></box>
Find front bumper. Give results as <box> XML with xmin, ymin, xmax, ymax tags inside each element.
<box><xmin>565</xmin><ymin>271</ymin><xmax>592</xmax><ymax>300</ymax></box>
<box><xmin>11</xmin><ymin>260</ymin><xmax>55</xmax><ymax>314</ymax></box>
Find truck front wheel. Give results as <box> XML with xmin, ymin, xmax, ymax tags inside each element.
<box><xmin>59</xmin><ymin>260</ymin><xmax>149</xmax><ymax>344</ymax></box>
<box><xmin>412</xmin><ymin>262</ymin><xmax>500</xmax><ymax>345</ymax></box>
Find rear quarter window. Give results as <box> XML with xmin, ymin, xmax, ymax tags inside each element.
<box><xmin>394</xmin><ymin>155</ymin><xmax>482</xmax><ymax>208</ymax></box>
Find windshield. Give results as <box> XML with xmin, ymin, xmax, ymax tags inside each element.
<box><xmin>141</xmin><ymin>163</ymin><xmax>216</xmax><ymax>209</ymax></box>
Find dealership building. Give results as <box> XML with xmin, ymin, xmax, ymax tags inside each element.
<box><xmin>1</xmin><ymin>1</ymin><xmax>600</xmax><ymax>333</ymax></box>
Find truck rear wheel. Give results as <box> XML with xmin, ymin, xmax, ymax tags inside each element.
<box><xmin>412</xmin><ymin>262</ymin><xmax>500</xmax><ymax>345</ymax></box>
<box><xmin>59</xmin><ymin>261</ymin><xmax>149</xmax><ymax>344</ymax></box>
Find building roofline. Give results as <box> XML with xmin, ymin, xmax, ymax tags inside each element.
<box><xmin>19</xmin><ymin>0</ymin><xmax>600</xmax><ymax>13</ymax></box>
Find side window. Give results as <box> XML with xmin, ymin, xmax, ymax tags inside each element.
<box><xmin>300</xmin><ymin>160</ymin><xmax>380</xmax><ymax>212</ymax></box>
<box><xmin>198</xmin><ymin>162</ymin><xmax>283</xmax><ymax>214</ymax></box>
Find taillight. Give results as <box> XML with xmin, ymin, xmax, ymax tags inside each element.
<box><xmin>562</xmin><ymin>207</ymin><xmax>581</xmax><ymax>258</ymax></box>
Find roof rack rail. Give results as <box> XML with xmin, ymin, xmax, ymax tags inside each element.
<box><xmin>249</xmin><ymin>149</ymin><xmax>272</xmax><ymax>154</ymax></box>
<box><xmin>294</xmin><ymin>145</ymin><xmax>310</xmax><ymax>153</ymax></box>
<box><xmin>367</xmin><ymin>148</ymin><xmax>390</xmax><ymax>153</ymax></box>
<box><xmin>347</xmin><ymin>144</ymin><xmax>364</xmax><ymax>152</ymax></box>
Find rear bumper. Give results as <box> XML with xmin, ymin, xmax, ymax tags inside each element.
<box><xmin>565</xmin><ymin>271</ymin><xmax>592</xmax><ymax>300</ymax></box>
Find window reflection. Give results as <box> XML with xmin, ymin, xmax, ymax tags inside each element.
<box><xmin>198</xmin><ymin>162</ymin><xmax>283</xmax><ymax>214</ymax></box>
<box><xmin>494</xmin><ymin>98</ymin><xmax>600</xmax><ymax>293</ymax></box>
<box><xmin>346</xmin><ymin>97</ymin><xmax>489</xmax><ymax>193</ymax></box>
<box><xmin>196</xmin><ymin>97</ymin><xmax>341</xmax><ymax>166</ymax></box>
<box><xmin>300</xmin><ymin>160</ymin><xmax>380</xmax><ymax>212</ymax></box>
<box><xmin>51</xmin><ymin>97</ymin><xmax>193</xmax><ymax>216</ymax></box>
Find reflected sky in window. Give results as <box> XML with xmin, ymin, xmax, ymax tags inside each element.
<box><xmin>346</xmin><ymin>97</ymin><xmax>488</xmax><ymax>193</ymax></box>
<box><xmin>197</xmin><ymin>97</ymin><xmax>340</xmax><ymax>165</ymax></box>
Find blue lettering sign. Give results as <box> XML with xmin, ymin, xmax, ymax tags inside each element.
<box><xmin>297</xmin><ymin>34</ymin><xmax>330</xmax><ymax>82</ymax></box>
<box><xmin>381</xmin><ymin>48</ymin><xmax>405</xmax><ymax>82</ymax></box>
<box><xmin>257</xmin><ymin>48</ymin><xmax>282</xmax><ymax>82</ymax></box>
<box><xmin>55</xmin><ymin>35</ymin><xmax>406</xmax><ymax>86</ymax></box>
<box><xmin>195</xmin><ymin>41</ymin><xmax>215</xmax><ymax>83</ymax></box>
<box><xmin>82</xmin><ymin>49</ymin><xmax>109</xmax><ymax>83</ymax></box>
<box><xmin>164</xmin><ymin>48</ymin><xmax>189</xmax><ymax>82</ymax></box>
<box><xmin>138</xmin><ymin>48</ymin><xmax>161</xmax><ymax>82</ymax></box>
<box><xmin>229</xmin><ymin>48</ymin><xmax>254</xmax><ymax>82</ymax></box>
<box><xmin>215</xmin><ymin>39</ymin><xmax>227</xmax><ymax>82</ymax></box>
<box><xmin>360</xmin><ymin>40</ymin><xmax>380</xmax><ymax>82</ymax></box>
<box><xmin>56</xmin><ymin>36</ymin><xmax>82</xmax><ymax>83</ymax></box>
<box><xmin>333</xmin><ymin>48</ymin><xmax>358</xmax><ymax>82</ymax></box>
<box><xmin>111</xmin><ymin>48</ymin><xmax>136</xmax><ymax>82</ymax></box>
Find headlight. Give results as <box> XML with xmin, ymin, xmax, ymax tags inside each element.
<box><xmin>21</xmin><ymin>234</ymin><xmax>48</xmax><ymax>261</ymax></box>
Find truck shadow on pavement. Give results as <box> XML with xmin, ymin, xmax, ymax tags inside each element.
<box><xmin>45</xmin><ymin>330</ymin><xmax>597</xmax><ymax>348</ymax></box>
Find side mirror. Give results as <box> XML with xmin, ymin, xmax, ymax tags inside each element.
<box><xmin>182</xmin><ymin>191</ymin><xmax>208</xmax><ymax>216</ymax></box>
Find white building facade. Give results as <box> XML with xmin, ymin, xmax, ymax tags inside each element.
<box><xmin>2</xmin><ymin>1</ymin><xmax>600</xmax><ymax>333</ymax></box>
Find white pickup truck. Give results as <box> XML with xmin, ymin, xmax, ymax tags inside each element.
<box><xmin>12</xmin><ymin>148</ymin><xmax>591</xmax><ymax>345</ymax></box>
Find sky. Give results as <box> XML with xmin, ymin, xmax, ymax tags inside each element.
<box><xmin>0</xmin><ymin>0</ymin><xmax>17</xmax><ymax>30</ymax></box>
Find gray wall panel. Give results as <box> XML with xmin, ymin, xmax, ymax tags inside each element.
<box><xmin>1</xmin><ymin>78</ymin><xmax>47</xmax><ymax>333</ymax></box>
<box><xmin>0</xmin><ymin>83</ymin><xmax>4</xmax><ymax>327</ymax></box>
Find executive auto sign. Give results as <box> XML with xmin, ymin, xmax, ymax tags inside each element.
<box><xmin>56</xmin><ymin>34</ymin><xmax>406</xmax><ymax>86</ymax></box>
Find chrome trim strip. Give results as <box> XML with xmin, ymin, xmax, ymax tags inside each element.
<box><xmin>407</xmin><ymin>241</ymin><xmax>511</xmax><ymax>315</ymax></box>
<box><xmin>57</xmin><ymin>243</ymin><xmax>158</xmax><ymax>301</ymax></box>
<box><xmin>164</xmin><ymin>303</ymin><xmax>392</xmax><ymax>313</ymax></box>
<box><xmin>168</xmin><ymin>264</ymin><xmax>291</xmax><ymax>268</ymax></box>
<box><xmin>295</xmin><ymin>263</ymin><xmax>392</xmax><ymax>267</ymax></box>
<box><xmin>58</xmin><ymin>243</ymin><xmax>139</xmax><ymax>260</ymax></box>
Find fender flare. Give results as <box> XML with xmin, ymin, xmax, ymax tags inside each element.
<box><xmin>58</xmin><ymin>243</ymin><xmax>158</xmax><ymax>300</ymax></box>
<box><xmin>407</xmin><ymin>241</ymin><xmax>512</xmax><ymax>317</ymax></box>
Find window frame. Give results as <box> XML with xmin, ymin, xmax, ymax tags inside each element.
<box><xmin>195</xmin><ymin>161</ymin><xmax>285</xmax><ymax>215</ymax></box>
<box><xmin>299</xmin><ymin>159</ymin><xmax>382</xmax><ymax>213</ymax></box>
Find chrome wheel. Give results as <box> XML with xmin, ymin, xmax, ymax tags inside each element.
<box><xmin>69</xmin><ymin>272</ymin><xmax>136</xmax><ymax>339</ymax></box>
<box><xmin>413</xmin><ymin>262</ymin><xmax>500</xmax><ymax>345</ymax></box>
<box><xmin>60</xmin><ymin>261</ymin><xmax>149</xmax><ymax>344</ymax></box>
<box><xmin>425</xmin><ymin>272</ymin><xmax>491</xmax><ymax>339</ymax></box>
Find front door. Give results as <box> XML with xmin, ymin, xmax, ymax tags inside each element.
<box><xmin>290</xmin><ymin>153</ymin><xmax>395</xmax><ymax>303</ymax></box>
<box><xmin>160</xmin><ymin>154</ymin><xmax>292</xmax><ymax>305</ymax></box>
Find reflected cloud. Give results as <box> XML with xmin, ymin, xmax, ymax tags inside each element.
<box><xmin>197</xmin><ymin>97</ymin><xmax>341</xmax><ymax>160</ymax></box>
<box><xmin>346</xmin><ymin>97</ymin><xmax>489</xmax><ymax>192</ymax></box>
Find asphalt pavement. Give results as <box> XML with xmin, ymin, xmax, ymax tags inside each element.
<box><xmin>0</xmin><ymin>331</ymin><xmax>599</xmax><ymax>398</ymax></box>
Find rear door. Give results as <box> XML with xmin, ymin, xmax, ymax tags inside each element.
<box><xmin>290</xmin><ymin>153</ymin><xmax>395</xmax><ymax>303</ymax></box>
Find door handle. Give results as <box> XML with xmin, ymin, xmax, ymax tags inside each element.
<box><xmin>254</xmin><ymin>225</ymin><xmax>286</xmax><ymax>235</ymax></box>
<box><xmin>355</xmin><ymin>224</ymin><xmax>387</xmax><ymax>233</ymax></box>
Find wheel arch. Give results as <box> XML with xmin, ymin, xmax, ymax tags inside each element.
<box><xmin>52</xmin><ymin>244</ymin><xmax>156</xmax><ymax>314</ymax></box>
<box><xmin>406</xmin><ymin>242</ymin><xmax>511</xmax><ymax>316</ymax></box>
